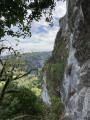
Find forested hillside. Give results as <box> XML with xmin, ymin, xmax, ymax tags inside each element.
<box><xmin>0</xmin><ymin>51</ymin><xmax>51</xmax><ymax>120</ymax></box>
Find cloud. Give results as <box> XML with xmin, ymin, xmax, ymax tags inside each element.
<box><xmin>15</xmin><ymin>25</ymin><xmax>59</xmax><ymax>53</ymax></box>
<box><xmin>53</xmin><ymin>1</ymin><xmax>66</xmax><ymax>18</ymax></box>
<box><xmin>4</xmin><ymin>1</ymin><xmax>66</xmax><ymax>53</ymax></box>
<box><xmin>30</xmin><ymin>1</ymin><xmax>66</xmax><ymax>34</ymax></box>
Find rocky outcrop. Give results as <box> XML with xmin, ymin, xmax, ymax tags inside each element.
<box><xmin>41</xmin><ymin>73</ymin><xmax>51</xmax><ymax>105</ymax></box>
<box><xmin>45</xmin><ymin>0</ymin><xmax>90</xmax><ymax>119</ymax></box>
<box><xmin>61</xmin><ymin>0</ymin><xmax>90</xmax><ymax>119</ymax></box>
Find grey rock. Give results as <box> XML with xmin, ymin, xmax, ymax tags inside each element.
<box><xmin>59</xmin><ymin>0</ymin><xmax>90</xmax><ymax>119</ymax></box>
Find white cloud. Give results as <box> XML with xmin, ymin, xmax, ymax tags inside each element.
<box><xmin>17</xmin><ymin>42</ymin><xmax>53</xmax><ymax>53</ymax></box>
<box><xmin>31</xmin><ymin>1</ymin><xmax>66</xmax><ymax>33</ymax></box>
<box><xmin>53</xmin><ymin>1</ymin><xmax>66</xmax><ymax>18</ymax></box>
<box><xmin>3</xmin><ymin>1</ymin><xmax>66</xmax><ymax>53</ymax></box>
<box><xmin>15</xmin><ymin>25</ymin><xmax>59</xmax><ymax>53</ymax></box>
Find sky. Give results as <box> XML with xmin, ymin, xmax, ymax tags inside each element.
<box><xmin>4</xmin><ymin>1</ymin><xmax>66</xmax><ymax>54</ymax></box>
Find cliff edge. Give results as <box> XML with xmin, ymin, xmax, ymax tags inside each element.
<box><xmin>45</xmin><ymin>0</ymin><xmax>90</xmax><ymax>119</ymax></box>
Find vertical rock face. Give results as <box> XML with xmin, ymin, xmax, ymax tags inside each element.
<box><xmin>44</xmin><ymin>0</ymin><xmax>90</xmax><ymax>119</ymax></box>
<box><xmin>42</xmin><ymin>73</ymin><xmax>51</xmax><ymax>105</ymax></box>
<box><xmin>61</xmin><ymin>0</ymin><xmax>90</xmax><ymax>119</ymax></box>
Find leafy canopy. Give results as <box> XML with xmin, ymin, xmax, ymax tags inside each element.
<box><xmin>0</xmin><ymin>0</ymin><xmax>65</xmax><ymax>38</ymax></box>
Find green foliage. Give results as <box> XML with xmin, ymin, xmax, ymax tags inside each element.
<box><xmin>28</xmin><ymin>75</ymin><xmax>42</xmax><ymax>89</ymax></box>
<box><xmin>44</xmin><ymin>27</ymin><xmax>69</xmax><ymax>97</ymax></box>
<box><xmin>0</xmin><ymin>85</ymin><xmax>45</xmax><ymax>120</ymax></box>
<box><xmin>0</xmin><ymin>51</ymin><xmax>51</xmax><ymax>119</ymax></box>
<box><xmin>12</xmin><ymin>74</ymin><xmax>42</xmax><ymax>96</ymax></box>
<box><xmin>51</xmin><ymin>62</ymin><xmax>65</xmax><ymax>84</ymax></box>
<box><xmin>50</xmin><ymin>96</ymin><xmax>64</xmax><ymax>120</ymax></box>
<box><xmin>45</xmin><ymin>61</ymin><xmax>66</xmax><ymax>97</ymax></box>
<box><xmin>0</xmin><ymin>65</ymin><xmax>45</xmax><ymax>119</ymax></box>
<box><xmin>0</xmin><ymin>0</ymin><xmax>65</xmax><ymax>38</ymax></box>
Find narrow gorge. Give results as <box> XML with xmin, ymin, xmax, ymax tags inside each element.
<box><xmin>42</xmin><ymin>0</ymin><xmax>90</xmax><ymax>119</ymax></box>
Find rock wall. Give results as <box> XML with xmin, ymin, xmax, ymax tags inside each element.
<box><xmin>45</xmin><ymin>0</ymin><xmax>90</xmax><ymax>119</ymax></box>
<box><xmin>61</xmin><ymin>0</ymin><xmax>90</xmax><ymax>119</ymax></box>
<box><xmin>41</xmin><ymin>73</ymin><xmax>51</xmax><ymax>105</ymax></box>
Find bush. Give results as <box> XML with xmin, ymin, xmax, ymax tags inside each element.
<box><xmin>46</xmin><ymin>62</ymin><xmax>66</xmax><ymax>96</ymax></box>
<box><xmin>50</xmin><ymin>96</ymin><xmax>65</xmax><ymax>120</ymax></box>
<box><xmin>51</xmin><ymin>62</ymin><xmax>65</xmax><ymax>83</ymax></box>
<box><xmin>0</xmin><ymin>85</ymin><xmax>45</xmax><ymax>120</ymax></box>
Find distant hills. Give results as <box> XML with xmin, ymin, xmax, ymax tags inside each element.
<box><xmin>23</xmin><ymin>51</ymin><xmax>52</xmax><ymax>68</ymax></box>
<box><xmin>0</xmin><ymin>51</ymin><xmax>52</xmax><ymax>70</ymax></box>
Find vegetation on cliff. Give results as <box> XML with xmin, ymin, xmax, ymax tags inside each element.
<box><xmin>45</xmin><ymin>27</ymin><xmax>69</xmax><ymax>97</ymax></box>
<box><xmin>43</xmin><ymin>18</ymin><xmax>70</xmax><ymax>119</ymax></box>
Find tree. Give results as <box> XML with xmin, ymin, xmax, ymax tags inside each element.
<box><xmin>0</xmin><ymin>49</ymin><xmax>39</xmax><ymax>101</ymax></box>
<box><xmin>0</xmin><ymin>0</ymin><xmax>65</xmax><ymax>100</ymax></box>
<box><xmin>0</xmin><ymin>0</ymin><xmax>65</xmax><ymax>38</ymax></box>
<box><xmin>0</xmin><ymin>0</ymin><xmax>57</xmax><ymax>39</ymax></box>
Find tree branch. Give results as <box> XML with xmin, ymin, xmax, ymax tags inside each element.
<box><xmin>0</xmin><ymin>59</ymin><xmax>3</xmax><ymax>66</ymax></box>
<box><xmin>13</xmin><ymin>68</ymin><xmax>37</xmax><ymax>81</ymax></box>
<box><xmin>0</xmin><ymin>46</ymin><xmax>16</xmax><ymax>55</ymax></box>
<box><xmin>0</xmin><ymin>68</ymin><xmax>37</xmax><ymax>82</ymax></box>
<box><xmin>3</xmin><ymin>90</ymin><xmax>21</xmax><ymax>94</ymax></box>
<box><xmin>0</xmin><ymin>67</ymin><xmax>14</xmax><ymax>101</ymax></box>
<box><xmin>0</xmin><ymin>61</ymin><xmax>6</xmax><ymax>77</ymax></box>
<box><xmin>0</xmin><ymin>68</ymin><xmax>37</xmax><ymax>101</ymax></box>
<box><xmin>10</xmin><ymin>115</ymin><xmax>32</xmax><ymax>120</ymax></box>
<box><xmin>10</xmin><ymin>115</ymin><xmax>43</xmax><ymax>120</ymax></box>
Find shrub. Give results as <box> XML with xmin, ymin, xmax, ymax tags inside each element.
<box><xmin>0</xmin><ymin>85</ymin><xmax>45</xmax><ymax>120</ymax></box>
<box><xmin>50</xmin><ymin>96</ymin><xmax>65</xmax><ymax>120</ymax></box>
<box><xmin>51</xmin><ymin>62</ymin><xmax>65</xmax><ymax>83</ymax></box>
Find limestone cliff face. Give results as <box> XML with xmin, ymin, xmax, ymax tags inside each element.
<box><xmin>46</xmin><ymin>0</ymin><xmax>90</xmax><ymax>119</ymax></box>
<box><xmin>61</xmin><ymin>0</ymin><xmax>90</xmax><ymax>119</ymax></box>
